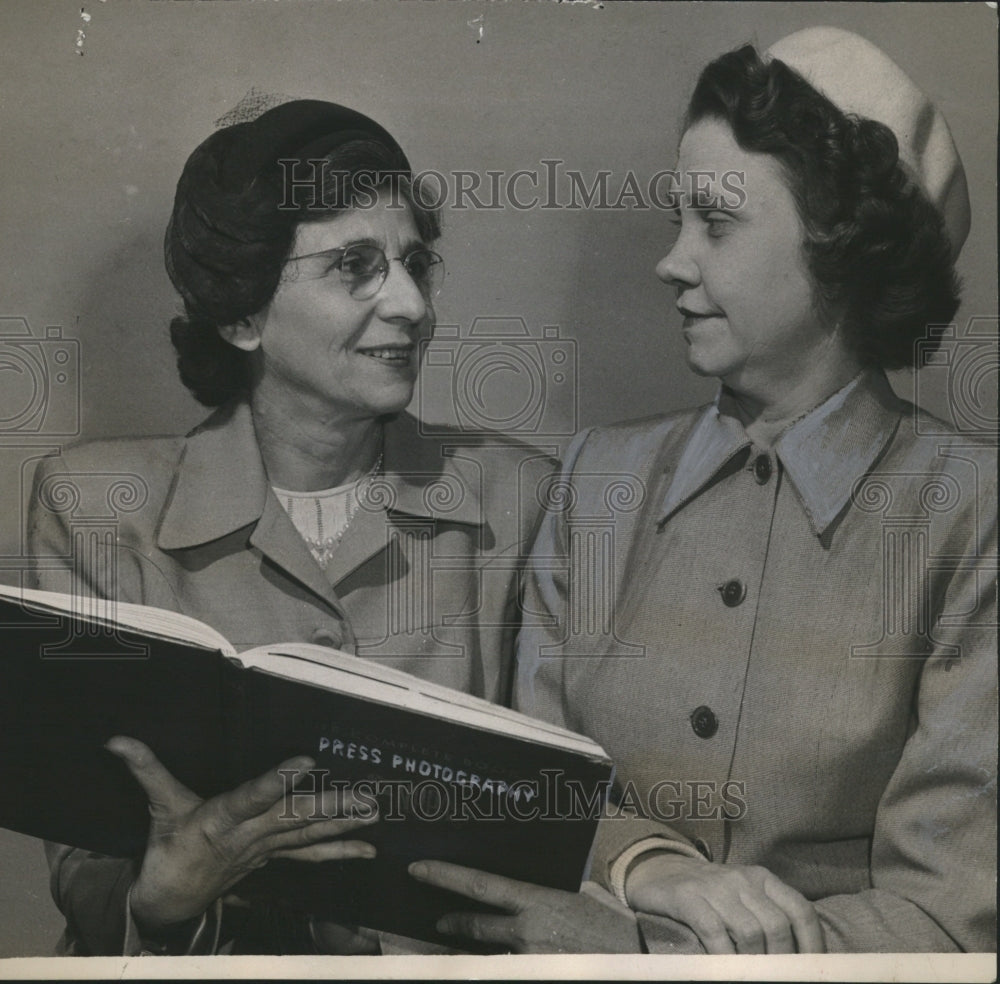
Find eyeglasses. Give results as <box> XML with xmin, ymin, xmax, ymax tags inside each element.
<box><xmin>288</xmin><ymin>243</ymin><xmax>444</xmax><ymax>301</ymax></box>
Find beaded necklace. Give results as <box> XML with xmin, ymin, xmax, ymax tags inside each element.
<box><xmin>275</xmin><ymin>451</ymin><xmax>383</xmax><ymax>570</ymax></box>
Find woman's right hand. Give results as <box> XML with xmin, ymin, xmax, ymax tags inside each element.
<box><xmin>626</xmin><ymin>853</ymin><xmax>824</xmax><ymax>954</ymax></box>
<box><xmin>106</xmin><ymin>735</ymin><xmax>377</xmax><ymax>935</ymax></box>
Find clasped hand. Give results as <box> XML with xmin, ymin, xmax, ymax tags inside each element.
<box><xmin>626</xmin><ymin>853</ymin><xmax>824</xmax><ymax>953</ymax></box>
<box><xmin>407</xmin><ymin>853</ymin><xmax>824</xmax><ymax>954</ymax></box>
<box><xmin>105</xmin><ymin>735</ymin><xmax>377</xmax><ymax>935</ymax></box>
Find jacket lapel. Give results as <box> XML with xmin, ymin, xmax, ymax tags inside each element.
<box><xmin>156</xmin><ymin>401</ymin><xmax>345</xmax><ymax>611</ymax></box>
<box><xmin>321</xmin><ymin>413</ymin><xmax>485</xmax><ymax>589</ymax></box>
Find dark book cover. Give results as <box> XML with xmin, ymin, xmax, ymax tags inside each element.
<box><xmin>0</xmin><ymin>593</ymin><xmax>612</xmax><ymax>945</ymax></box>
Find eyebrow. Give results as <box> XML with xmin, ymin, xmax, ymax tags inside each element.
<box><xmin>690</xmin><ymin>196</ymin><xmax>734</xmax><ymax>212</ymax></box>
<box><xmin>291</xmin><ymin>235</ymin><xmax>428</xmax><ymax>261</ymax></box>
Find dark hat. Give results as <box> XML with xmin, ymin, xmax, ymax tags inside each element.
<box><xmin>165</xmin><ymin>99</ymin><xmax>411</xmax><ymax>323</ymax></box>
<box><xmin>197</xmin><ymin>98</ymin><xmax>411</xmax><ymax>194</ymax></box>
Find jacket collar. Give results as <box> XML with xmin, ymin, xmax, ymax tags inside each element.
<box><xmin>657</xmin><ymin>369</ymin><xmax>903</xmax><ymax>536</ymax></box>
<box><xmin>156</xmin><ymin>403</ymin><xmax>484</xmax><ymax>591</ymax></box>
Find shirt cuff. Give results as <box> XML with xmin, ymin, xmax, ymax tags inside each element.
<box><xmin>608</xmin><ymin>836</ymin><xmax>708</xmax><ymax>906</ymax></box>
<box><xmin>124</xmin><ymin>884</ymin><xmax>222</xmax><ymax>956</ymax></box>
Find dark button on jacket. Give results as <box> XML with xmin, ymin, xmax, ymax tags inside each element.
<box><xmin>753</xmin><ymin>453</ymin><xmax>772</xmax><ymax>485</ymax></box>
<box><xmin>718</xmin><ymin>579</ymin><xmax>746</xmax><ymax>607</ymax></box>
<box><xmin>690</xmin><ymin>705</ymin><xmax>719</xmax><ymax>739</ymax></box>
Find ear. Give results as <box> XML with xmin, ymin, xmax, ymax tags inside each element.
<box><xmin>218</xmin><ymin>318</ymin><xmax>263</xmax><ymax>353</ymax></box>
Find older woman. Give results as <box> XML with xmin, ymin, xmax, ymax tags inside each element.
<box><xmin>411</xmin><ymin>28</ymin><xmax>996</xmax><ymax>953</ymax></box>
<box><xmin>28</xmin><ymin>99</ymin><xmax>553</xmax><ymax>955</ymax></box>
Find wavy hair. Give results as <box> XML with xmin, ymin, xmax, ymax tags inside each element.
<box><xmin>687</xmin><ymin>44</ymin><xmax>960</xmax><ymax>369</ymax></box>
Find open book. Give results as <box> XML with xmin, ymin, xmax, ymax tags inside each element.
<box><xmin>0</xmin><ymin>584</ymin><xmax>612</xmax><ymax>945</ymax></box>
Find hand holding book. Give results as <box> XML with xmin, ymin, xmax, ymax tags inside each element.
<box><xmin>408</xmin><ymin>860</ymin><xmax>642</xmax><ymax>953</ymax></box>
<box><xmin>1</xmin><ymin>584</ymin><xmax>613</xmax><ymax>944</ymax></box>
<box><xmin>105</xmin><ymin>736</ymin><xmax>377</xmax><ymax>935</ymax></box>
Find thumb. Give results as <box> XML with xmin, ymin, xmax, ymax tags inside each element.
<box><xmin>105</xmin><ymin>735</ymin><xmax>200</xmax><ymax>815</ymax></box>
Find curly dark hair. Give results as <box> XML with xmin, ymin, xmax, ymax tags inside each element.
<box><xmin>686</xmin><ymin>43</ymin><xmax>961</xmax><ymax>370</ymax></box>
<box><xmin>166</xmin><ymin>104</ymin><xmax>441</xmax><ymax>407</ymax></box>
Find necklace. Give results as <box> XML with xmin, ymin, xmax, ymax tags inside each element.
<box><xmin>277</xmin><ymin>450</ymin><xmax>384</xmax><ymax>570</ymax></box>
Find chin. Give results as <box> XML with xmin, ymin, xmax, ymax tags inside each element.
<box><xmin>686</xmin><ymin>349</ymin><xmax>728</xmax><ymax>380</ymax></box>
<box><xmin>370</xmin><ymin>388</ymin><xmax>416</xmax><ymax>418</ymax></box>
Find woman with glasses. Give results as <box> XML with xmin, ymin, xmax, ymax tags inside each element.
<box><xmin>28</xmin><ymin>99</ymin><xmax>553</xmax><ymax>955</ymax></box>
<box><xmin>410</xmin><ymin>28</ymin><xmax>996</xmax><ymax>954</ymax></box>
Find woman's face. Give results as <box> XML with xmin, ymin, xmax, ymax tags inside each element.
<box><xmin>656</xmin><ymin>118</ymin><xmax>830</xmax><ymax>401</ymax></box>
<box><xmin>244</xmin><ymin>190</ymin><xmax>434</xmax><ymax>420</ymax></box>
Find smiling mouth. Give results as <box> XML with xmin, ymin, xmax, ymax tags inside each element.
<box><xmin>357</xmin><ymin>345</ymin><xmax>415</xmax><ymax>366</ymax></box>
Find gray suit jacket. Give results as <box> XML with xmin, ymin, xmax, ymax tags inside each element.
<box><xmin>516</xmin><ymin>371</ymin><xmax>997</xmax><ymax>952</ymax></box>
<box><xmin>28</xmin><ymin>401</ymin><xmax>556</xmax><ymax>954</ymax></box>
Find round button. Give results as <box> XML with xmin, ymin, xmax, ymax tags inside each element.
<box><xmin>690</xmin><ymin>705</ymin><xmax>719</xmax><ymax>739</ymax></box>
<box><xmin>718</xmin><ymin>579</ymin><xmax>746</xmax><ymax>607</ymax></box>
<box><xmin>311</xmin><ymin>626</ymin><xmax>344</xmax><ymax>649</ymax></box>
<box><xmin>753</xmin><ymin>454</ymin><xmax>772</xmax><ymax>485</ymax></box>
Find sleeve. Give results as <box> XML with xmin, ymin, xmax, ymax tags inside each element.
<box><xmin>27</xmin><ymin>454</ymin><xmax>223</xmax><ymax>955</ymax></box>
<box><xmin>813</xmin><ymin>499</ymin><xmax>998</xmax><ymax>953</ymax></box>
<box><xmin>513</xmin><ymin>431</ymin><xmax>700</xmax><ymax>893</ymax></box>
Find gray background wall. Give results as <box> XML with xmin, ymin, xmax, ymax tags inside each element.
<box><xmin>0</xmin><ymin>0</ymin><xmax>996</xmax><ymax>957</ymax></box>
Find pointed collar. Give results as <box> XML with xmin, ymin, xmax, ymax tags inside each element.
<box><xmin>657</xmin><ymin>370</ymin><xmax>904</xmax><ymax>536</ymax></box>
<box><xmin>156</xmin><ymin>403</ymin><xmax>484</xmax><ymax>552</ymax></box>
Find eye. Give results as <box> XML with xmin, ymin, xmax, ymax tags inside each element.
<box><xmin>702</xmin><ymin>210</ymin><xmax>734</xmax><ymax>237</ymax></box>
<box><xmin>403</xmin><ymin>249</ymin><xmax>434</xmax><ymax>281</ymax></box>
<box><xmin>403</xmin><ymin>249</ymin><xmax>443</xmax><ymax>296</ymax></box>
<box><xmin>338</xmin><ymin>245</ymin><xmax>385</xmax><ymax>280</ymax></box>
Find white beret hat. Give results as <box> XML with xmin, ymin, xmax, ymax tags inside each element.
<box><xmin>766</xmin><ymin>26</ymin><xmax>970</xmax><ymax>259</ymax></box>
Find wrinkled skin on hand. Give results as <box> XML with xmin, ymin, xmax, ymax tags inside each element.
<box><xmin>106</xmin><ymin>736</ymin><xmax>377</xmax><ymax>935</ymax></box>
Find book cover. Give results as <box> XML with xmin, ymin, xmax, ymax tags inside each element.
<box><xmin>0</xmin><ymin>588</ymin><xmax>612</xmax><ymax>945</ymax></box>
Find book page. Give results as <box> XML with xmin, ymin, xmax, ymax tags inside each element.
<box><xmin>237</xmin><ymin>643</ymin><xmax>608</xmax><ymax>759</ymax></box>
<box><xmin>0</xmin><ymin>583</ymin><xmax>234</xmax><ymax>657</ymax></box>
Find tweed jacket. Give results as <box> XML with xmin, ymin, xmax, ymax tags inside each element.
<box><xmin>515</xmin><ymin>370</ymin><xmax>997</xmax><ymax>953</ymax></box>
<box><xmin>27</xmin><ymin>401</ymin><xmax>556</xmax><ymax>955</ymax></box>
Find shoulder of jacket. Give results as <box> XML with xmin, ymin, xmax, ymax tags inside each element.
<box><xmin>36</xmin><ymin>434</ymin><xmax>186</xmax><ymax>476</ymax></box>
<box><xmin>571</xmin><ymin>406</ymin><xmax>707</xmax><ymax>463</ymax></box>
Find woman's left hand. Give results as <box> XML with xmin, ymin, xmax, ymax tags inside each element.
<box><xmin>408</xmin><ymin>860</ymin><xmax>641</xmax><ymax>953</ymax></box>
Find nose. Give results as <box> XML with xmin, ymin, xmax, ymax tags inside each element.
<box><xmin>656</xmin><ymin>228</ymin><xmax>699</xmax><ymax>288</ymax></box>
<box><xmin>375</xmin><ymin>258</ymin><xmax>430</xmax><ymax>325</ymax></box>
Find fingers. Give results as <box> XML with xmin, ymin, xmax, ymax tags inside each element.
<box><xmin>214</xmin><ymin>755</ymin><xmax>316</xmax><ymax>826</ymax></box>
<box><xmin>246</xmin><ymin>786</ymin><xmax>378</xmax><ymax>849</ymax></box>
<box><xmin>272</xmin><ymin>839</ymin><xmax>377</xmax><ymax>864</ymax></box>
<box><xmin>409</xmin><ymin>860</ymin><xmax>536</xmax><ymax>913</ymax></box>
<box><xmin>763</xmin><ymin>878</ymin><xmax>824</xmax><ymax>953</ymax></box>
<box><xmin>105</xmin><ymin>735</ymin><xmax>200</xmax><ymax>814</ymax></box>
<box><xmin>675</xmin><ymin>895</ymin><xmax>736</xmax><ymax>954</ymax></box>
<box><xmin>260</xmin><ymin>810</ymin><xmax>378</xmax><ymax>855</ymax></box>
<box><xmin>725</xmin><ymin>894</ymin><xmax>779</xmax><ymax>954</ymax></box>
<box><xmin>435</xmin><ymin>911</ymin><xmax>520</xmax><ymax>948</ymax></box>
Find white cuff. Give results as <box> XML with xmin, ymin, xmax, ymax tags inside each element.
<box><xmin>609</xmin><ymin>836</ymin><xmax>707</xmax><ymax>906</ymax></box>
